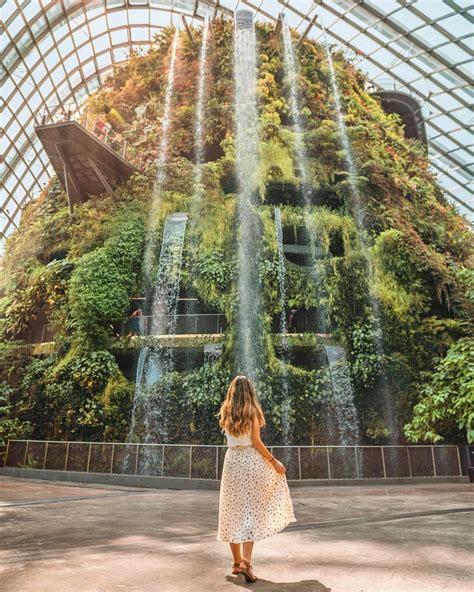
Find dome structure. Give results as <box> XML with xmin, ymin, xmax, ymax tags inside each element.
<box><xmin>1</xmin><ymin>0</ymin><xmax>472</xmax><ymax>250</ymax></box>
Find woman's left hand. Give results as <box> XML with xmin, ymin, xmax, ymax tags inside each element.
<box><xmin>271</xmin><ymin>459</ymin><xmax>286</xmax><ymax>474</ymax></box>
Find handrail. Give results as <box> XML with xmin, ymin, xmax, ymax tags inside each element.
<box><xmin>35</xmin><ymin>102</ymin><xmax>130</xmax><ymax>159</ymax></box>
<box><xmin>28</xmin><ymin>313</ymin><xmax>334</xmax><ymax>344</ymax></box>
<box><xmin>32</xmin><ymin>313</ymin><xmax>229</xmax><ymax>343</ymax></box>
<box><xmin>2</xmin><ymin>439</ymin><xmax>462</xmax><ymax>448</ymax></box>
<box><xmin>120</xmin><ymin>313</ymin><xmax>228</xmax><ymax>336</ymax></box>
<box><xmin>3</xmin><ymin>439</ymin><xmax>464</xmax><ymax>481</ymax></box>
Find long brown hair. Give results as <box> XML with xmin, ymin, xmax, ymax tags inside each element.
<box><xmin>218</xmin><ymin>375</ymin><xmax>266</xmax><ymax>437</ymax></box>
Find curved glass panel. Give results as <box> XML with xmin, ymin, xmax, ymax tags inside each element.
<box><xmin>2</xmin><ymin>0</ymin><xmax>472</xmax><ymax>249</ymax></box>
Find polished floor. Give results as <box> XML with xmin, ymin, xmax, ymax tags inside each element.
<box><xmin>1</xmin><ymin>476</ymin><xmax>472</xmax><ymax>592</ymax></box>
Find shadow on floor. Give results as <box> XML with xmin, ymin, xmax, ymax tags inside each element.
<box><xmin>225</xmin><ymin>575</ymin><xmax>331</xmax><ymax>591</ymax></box>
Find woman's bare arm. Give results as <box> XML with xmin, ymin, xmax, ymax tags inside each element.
<box><xmin>251</xmin><ymin>420</ymin><xmax>286</xmax><ymax>474</ymax></box>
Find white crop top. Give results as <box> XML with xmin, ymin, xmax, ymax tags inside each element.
<box><xmin>225</xmin><ymin>427</ymin><xmax>253</xmax><ymax>447</ymax></box>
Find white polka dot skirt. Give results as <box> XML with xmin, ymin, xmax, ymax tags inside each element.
<box><xmin>216</xmin><ymin>445</ymin><xmax>297</xmax><ymax>543</ymax></box>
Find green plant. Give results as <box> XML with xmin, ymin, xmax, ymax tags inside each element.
<box><xmin>68</xmin><ymin>215</ymin><xmax>145</xmax><ymax>347</ymax></box>
<box><xmin>0</xmin><ymin>20</ymin><xmax>472</xmax><ymax>447</ymax></box>
<box><xmin>404</xmin><ymin>338</ymin><xmax>474</xmax><ymax>443</ymax></box>
<box><xmin>0</xmin><ymin>386</ymin><xmax>33</xmax><ymax>453</ymax></box>
<box><xmin>102</xmin><ymin>373</ymin><xmax>135</xmax><ymax>441</ymax></box>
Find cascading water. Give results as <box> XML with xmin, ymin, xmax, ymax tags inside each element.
<box><xmin>274</xmin><ymin>207</ymin><xmax>292</xmax><ymax>444</ymax></box>
<box><xmin>126</xmin><ymin>31</ymin><xmax>183</xmax><ymax>463</ymax></box>
<box><xmin>322</xmin><ymin>29</ymin><xmax>398</xmax><ymax>442</ymax></box>
<box><xmin>128</xmin><ymin>213</ymin><xmax>188</xmax><ymax>455</ymax></box>
<box><xmin>281</xmin><ymin>22</ymin><xmax>311</xmax><ymax>204</ymax></box>
<box><xmin>192</xmin><ymin>18</ymin><xmax>210</xmax><ymax>208</ymax></box>
<box><xmin>154</xmin><ymin>30</ymin><xmax>180</xmax><ymax>192</ymax></box>
<box><xmin>324</xmin><ymin>345</ymin><xmax>360</xmax><ymax>446</ymax></box>
<box><xmin>144</xmin><ymin>212</ymin><xmax>189</xmax><ymax>382</ymax></box>
<box><xmin>274</xmin><ymin>208</ymin><xmax>288</xmax><ymax>342</ymax></box>
<box><xmin>143</xmin><ymin>29</ymin><xmax>180</xmax><ymax>284</ymax></box>
<box><xmin>324</xmin><ymin>41</ymin><xmax>368</xmax><ymax>246</ymax></box>
<box><xmin>281</xmin><ymin>21</ymin><xmax>327</xmax><ymax>333</ymax></box>
<box><xmin>233</xmin><ymin>10</ymin><xmax>264</xmax><ymax>380</ymax></box>
<box><xmin>282</xmin><ymin>21</ymin><xmax>360</xmax><ymax>446</ymax></box>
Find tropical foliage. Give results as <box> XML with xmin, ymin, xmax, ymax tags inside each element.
<box><xmin>1</xmin><ymin>21</ymin><xmax>472</xmax><ymax>451</ymax></box>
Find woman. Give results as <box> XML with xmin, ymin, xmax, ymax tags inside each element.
<box><xmin>127</xmin><ymin>308</ymin><xmax>143</xmax><ymax>337</ymax></box>
<box><xmin>216</xmin><ymin>375</ymin><xmax>296</xmax><ymax>583</ymax></box>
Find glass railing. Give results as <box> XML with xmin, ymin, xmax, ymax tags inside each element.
<box><xmin>3</xmin><ymin>440</ymin><xmax>463</xmax><ymax>481</ymax></box>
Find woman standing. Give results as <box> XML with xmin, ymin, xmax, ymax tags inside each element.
<box><xmin>216</xmin><ymin>375</ymin><xmax>297</xmax><ymax>583</ymax></box>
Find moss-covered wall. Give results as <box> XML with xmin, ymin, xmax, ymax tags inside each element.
<box><xmin>1</xmin><ymin>21</ymin><xmax>472</xmax><ymax>449</ymax></box>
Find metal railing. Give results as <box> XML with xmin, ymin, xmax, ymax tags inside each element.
<box><xmin>31</xmin><ymin>313</ymin><xmax>228</xmax><ymax>344</ymax></box>
<box><xmin>3</xmin><ymin>440</ymin><xmax>463</xmax><ymax>481</ymax></box>
<box><xmin>271</xmin><ymin>309</ymin><xmax>333</xmax><ymax>335</ymax></box>
<box><xmin>120</xmin><ymin>313</ymin><xmax>228</xmax><ymax>337</ymax></box>
<box><xmin>29</xmin><ymin>312</ymin><xmax>337</xmax><ymax>345</ymax></box>
<box><xmin>35</xmin><ymin>102</ymin><xmax>130</xmax><ymax>159</ymax></box>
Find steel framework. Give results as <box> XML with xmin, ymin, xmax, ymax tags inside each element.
<box><xmin>2</xmin><ymin>0</ymin><xmax>472</xmax><ymax>246</ymax></box>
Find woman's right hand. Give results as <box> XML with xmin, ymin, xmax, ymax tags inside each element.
<box><xmin>271</xmin><ymin>458</ymin><xmax>286</xmax><ymax>474</ymax></box>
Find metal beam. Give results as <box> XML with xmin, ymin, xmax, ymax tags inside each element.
<box><xmin>273</xmin><ymin>12</ymin><xmax>283</xmax><ymax>38</ymax></box>
<box><xmin>182</xmin><ymin>15</ymin><xmax>195</xmax><ymax>44</ymax></box>
<box><xmin>87</xmin><ymin>156</ymin><xmax>114</xmax><ymax>196</ymax></box>
<box><xmin>55</xmin><ymin>142</ymin><xmax>84</xmax><ymax>215</ymax></box>
<box><xmin>296</xmin><ymin>15</ymin><xmax>318</xmax><ymax>49</ymax></box>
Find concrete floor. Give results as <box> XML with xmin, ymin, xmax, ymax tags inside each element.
<box><xmin>0</xmin><ymin>476</ymin><xmax>473</xmax><ymax>592</ymax></box>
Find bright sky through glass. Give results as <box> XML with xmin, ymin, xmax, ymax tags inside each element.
<box><xmin>2</xmin><ymin>0</ymin><xmax>472</xmax><ymax>251</ymax></box>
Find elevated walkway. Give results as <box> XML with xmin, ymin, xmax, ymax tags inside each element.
<box><xmin>372</xmin><ymin>90</ymin><xmax>428</xmax><ymax>145</ymax></box>
<box><xmin>24</xmin><ymin>330</ymin><xmax>334</xmax><ymax>357</ymax></box>
<box><xmin>35</xmin><ymin>116</ymin><xmax>136</xmax><ymax>213</ymax></box>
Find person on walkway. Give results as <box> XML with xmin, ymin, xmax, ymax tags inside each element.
<box><xmin>216</xmin><ymin>375</ymin><xmax>296</xmax><ymax>583</ymax></box>
<box><xmin>288</xmin><ymin>308</ymin><xmax>298</xmax><ymax>333</ymax></box>
<box><xmin>127</xmin><ymin>308</ymin><xmax>143</xmax><ymax>337</ymax></box>
<box><xmin>93</xmin><ymin>117</ymin><xmax>106</xmax><ymax>141</ymax></box>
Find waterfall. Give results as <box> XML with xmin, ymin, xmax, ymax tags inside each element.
<box><xmin>324</xmin><ymin>42</ymin><xmax>367</xmax><ymax>243</ymax></box>
<box><xmin>274</xmin><ymin>208</ymin><xmax>288</xmax><ymax>340</ymax></box>
<box><xmin>126</xmin><ymin>30</ymin><xmax>182</xmax><ymax>457</ymax></box>
<box><xmin>324</xmin><ymin>345</ymin><xmax>360</xmax><ymax>446</ymax></box>
<box><xmin>281</xmin><ymin>21</ymin><xmax>327</xmax><ymax>334</ymax></box>
<box><xmin>193</xmin><ymin>18</ymin><xmax>210</xmax><ymax>206</ymax></box>
<box><xmin>136</xmin><ymin>213</ymin><xmax>189</xmax><ymax>387</ymax></box>
<box><xmin>143</xmin><ymin>29</ymin><xmax>180</xmax><ymax>285</ymax></box>
<box><xmin>281</xmin><ymin>22</ymin><xmax>311</xmax><ymax>202</ymax></box>
<box><xmin>282</xmin><ymin>22</ymin><xmax>362</xmax><ymax>446</ymax></box>
<box><xmin>128</xmin><ymin>213</ymin><xmax>188</xmax><ymax>455</ymax></box>
<box><xmin>146</xmin><ymin>212</ymin><xmax>189</xmax><ymax>378</ymax></box>
<box><xmin>233</xmin><ymin>10</ymin><xmax>263</xmax><ymax>380</ymax></box>
<box><xmin>323</xmin><ymin>31</ymin><xmax>398</xmax><ymax>442</ymax></box>
<box><xmin>155</xmin><ymin>29</ymin><xmax>180</xmax><ymax>190</ymax></box>
<box><xmin>274</xmin><ymin>207</ymin><xmax>292</xmax><ymax>444</ymax></box>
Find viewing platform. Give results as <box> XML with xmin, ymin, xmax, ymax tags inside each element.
<box><xmin>35</xmin><ymin>105</ymin><xmax>136</xmax><ymax>213</ymax></box>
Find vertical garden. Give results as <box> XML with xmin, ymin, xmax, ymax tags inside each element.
<box><xmin>1</xmin><ymin>19</ymin><xmax>472</xmax><ymax>454</ymax></box>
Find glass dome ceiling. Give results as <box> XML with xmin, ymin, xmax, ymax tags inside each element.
<box><xmin>2</xmin><ymin>0</ymin><xmax>472</xmax><ymax>249</ymax></box>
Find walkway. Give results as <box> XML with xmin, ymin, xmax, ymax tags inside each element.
<box><xmin>1</xmin><ymin>476</ymin><xmax>472</xmax><ymax>591</ymax></box>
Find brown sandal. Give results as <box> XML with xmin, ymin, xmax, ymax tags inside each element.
<box><xmin>232</xmin><ymin>562</ymin><xmax>241</xmax><ymax>574</ymax></box>
<box><xmin>239</xmin><ymin>558</ymin><xmax>257</xmax><ymax>583</ymax></box>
